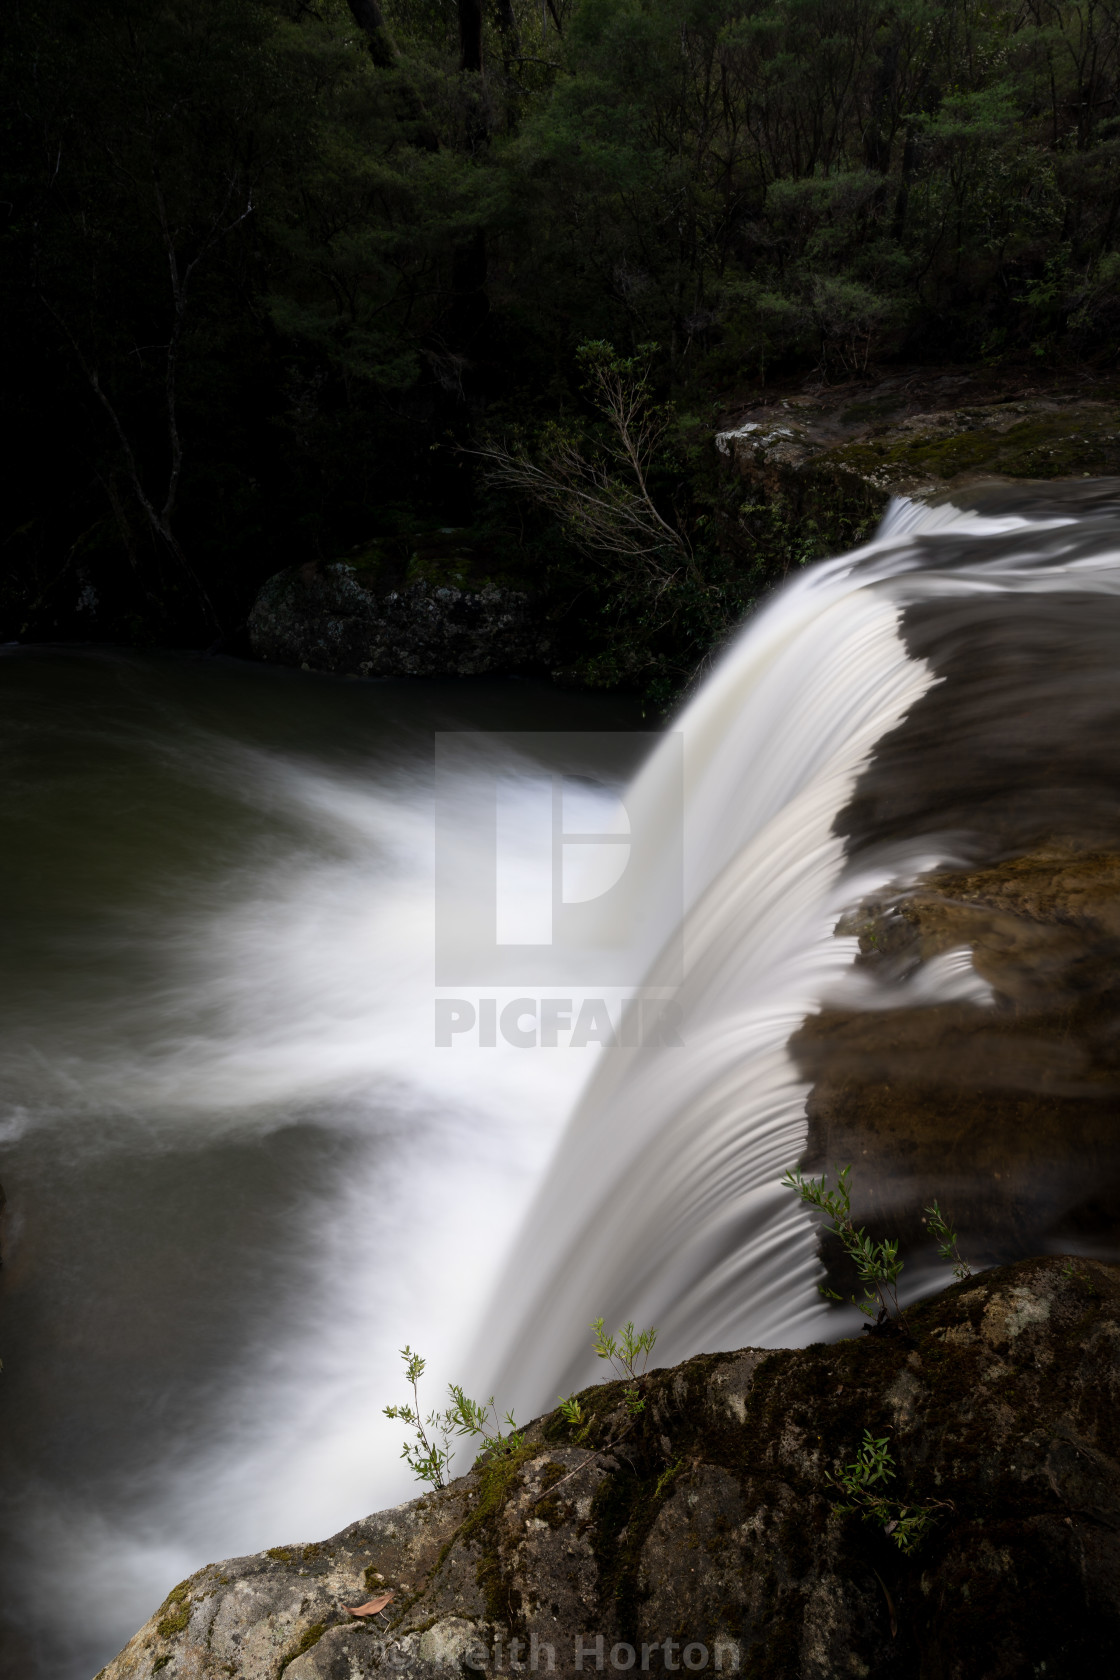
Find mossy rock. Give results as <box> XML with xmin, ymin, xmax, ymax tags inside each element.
<box><xmin>823</xmin><ymin>404</ymin><xmax>1120</xmax><ymax>491</ymax></box>
<box><xmin>716</xmin><ymin>374</ymin><xmax>1120</xmax><ymax>556</ymax></box>
<box><xmin>98</xmin><ymin>1258</ymin><xmax>1120</xmax><ymax>1680</ymax></box>
<box><xmin>799</xmin><ymin>847</ymin><xmax>1120</xmax><ymax>1287</ymax></box>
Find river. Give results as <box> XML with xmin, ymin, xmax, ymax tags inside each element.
<box><xmin>0</xmin><ymin>653</ymin><xmax>645</xmax><ymax>1678</ymax></box>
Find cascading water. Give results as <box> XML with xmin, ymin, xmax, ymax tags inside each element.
<box><xmin>3</xmin><ymin>481</ymin><xmax>1120</xmax><ymax>1679</ymax></box>
<box><xmin>475</xmin><ymin>481</ymin><xmax>1120</xmax><ymax>1420</ymax></box>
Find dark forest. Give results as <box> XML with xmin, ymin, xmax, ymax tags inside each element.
<box><xmin>5</xmin><ymin>0</ymin><xmax>1120</xmax><ymax>692</ymax></box>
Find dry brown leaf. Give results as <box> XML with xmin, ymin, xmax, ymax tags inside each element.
<box><xmin>345</xmin><ymin>1592</ymin><xmax>394</xmax><ymax>1617</ymax></box>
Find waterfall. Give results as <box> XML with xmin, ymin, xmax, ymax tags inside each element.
<box><xmin>5</xmin><ymin>480</ymin><xmax>1120</xmax><ymax>1680</ymax></box>
<box><xmin>473</xmin><ymin>480</ymin><xmax>1120</xmax><ymax>1420</ymax></box>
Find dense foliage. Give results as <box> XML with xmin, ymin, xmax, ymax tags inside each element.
<box><xmin>4</xmin><ymin>0</ymin><xmax>1120</xmax><ymax>684</ymax></box>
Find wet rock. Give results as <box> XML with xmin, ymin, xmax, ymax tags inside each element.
<box><xmin>97</xmin><ymin>1257</ymin><xmax>1120</xmax><ymax>1680</ymax></box>
<box><xmin>248</xmin><ymin>559</ymin><xmax>549</xmax><ymax>680</ymax></box>
<box><xmin>796</xmin><ymin>849</ymin><xmax>1120</xmax><ymax>1274</ymax></box>
<box><xmin>716</xmin><ymin>369</ymin><xmax>1120</xmax><ymax>500</ymax></box>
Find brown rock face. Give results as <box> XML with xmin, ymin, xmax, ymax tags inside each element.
<box><xmin>795</xmin><ymin>850</ymin><xmax>1120</xmax><ymax>1276</ymax></box>
<box><xmin>98</xmin><ymin>1257</ymin><xmax>1120</xmax><ymax>1680</ymax></box>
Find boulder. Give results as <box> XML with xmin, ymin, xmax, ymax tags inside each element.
<box><xmin>248</xmin><ymin>546</ymin><xmax>549</xmax><ymax>681</ymax></box>
<box><xmin>98</xmin><ymin>1256</ymin><xmax>1120</xmax><ymax>1680</ymax></box>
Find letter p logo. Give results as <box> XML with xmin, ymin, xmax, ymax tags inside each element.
<box><xmin>434</xmin><ymin>731</ymin><xmax>682</xmax><ymax>987</ymax></box>
<box><xmin>495</xmin><ymin>775</ymin><xmax>631</xmax><ymax>946</ymax></box>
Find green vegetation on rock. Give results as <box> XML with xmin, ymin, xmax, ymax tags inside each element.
<box><xmin>96</xmin><ymin>1258</ymin><xmax>1120</xmax><ymax>1680</ymax></box>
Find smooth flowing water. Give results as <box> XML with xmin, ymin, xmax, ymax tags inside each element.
<box><xmin>477</xmin><ymin>481</ymin><xmax>1120</xmax><ymax>1417</ymax></box>
<box><xmin>0</xmin><ymin>657</ymin><xmax>646</xmax><ymax>1679</ymax></box>
<box><xmin>4</xmin><ymin>481</ymin><xmax>1120</xmax><ymax>1678</ymax></box>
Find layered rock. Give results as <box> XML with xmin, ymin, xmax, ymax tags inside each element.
<box><xmin>796</xmin><ymin>849</ymin><xmax>1120</xmax><ymax>1276</ymax></box>
<box><xmin>98</xmin><ymin>1257</ymin><xmax>1120</xmax><ymax>1680</ymax></box>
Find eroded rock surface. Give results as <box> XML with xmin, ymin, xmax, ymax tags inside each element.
<box><xmin>99</xmin><ymin>1257</ymin><xmax>1120</xmax><ymax>1680</ymax></box>
<box><xmin>797</xmin><ymin>849</ymin><xmax>1120</xmax><ymax>1270</ymax></box>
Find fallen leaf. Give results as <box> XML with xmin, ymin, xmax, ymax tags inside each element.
<box><xmin>345</xmin><ymin>1592</ymin><xmax>394</xmax><ymax>1617</ymax></box>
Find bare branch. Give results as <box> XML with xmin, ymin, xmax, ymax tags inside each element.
<box><xmin>471</xmin><ymin>350</ymin><xmax>693</xmax><ymax>588</ymax></box>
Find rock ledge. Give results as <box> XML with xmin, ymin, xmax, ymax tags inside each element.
<box><xmin>99</xmin><ymin>1256</ymin><xmax>1120</xmax><ymax>1680</ymax></box>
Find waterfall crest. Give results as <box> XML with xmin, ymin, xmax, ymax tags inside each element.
<box><xmin>474</xmin><ymin>481</ymin><xmax>1120</xmax><ymax>1419</ymax></box>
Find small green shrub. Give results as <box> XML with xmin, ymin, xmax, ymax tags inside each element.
<box><xmin>924</xmin><ymin>1200</ymin><xmax>972</xmax><ymax>1280</ymax></box>
<box><xmin>557</xmin><ymin>1394</ymin><xmax>585</xmax><ymax>1428</ymax></box>
<box><xmin>782</xmin><ymin>1164</ymin><xmax>906</xmax><ymax>1327</ymax></box>
<box><xmin>591</xmin><ymin>1317</ymin><xmax>658</xmax><ymax>1413</ymax></box>
<box><xmin>784</xmin><ymin>1167</ymin><xmax>975</xmax><ymax>1322</ymax></box>
<box><xmin>383</xmin><ymin>1346</ymin><xmax>455</xmax><ymax>1489</ymax></box>
<box><xmin>446</xmin><ymin>1385</ymin><xmax>526</xmax><ymax>1465</ymax></box>
<box><xmin>384</xmin><ymin>1347</ymin><xmax>525</xmax><ymax>1490</ymax></box>
<box><xmin>389</xmin><ymin>1314</ymin><xmax>659</xmax><ymax>1489</ymax></box>
<box><xmin>830</xmin><ymin>1430</ymin><xmax>947</xmax><ymax>1555</ymax></box>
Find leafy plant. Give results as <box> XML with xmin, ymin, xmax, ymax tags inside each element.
<box><xmin>383</xmin><ymin>1346</ymin><xmax>454</xmax><ymax>1489</ymax></box>
<box><xmin>781</xmin><ymin>1165</ymin><xmax>906</xmax><ymax>1329</ymax></box>
<box><xmin>446</xmin><ymin>1385</ymin><xmax>526</xmax><ymax>1464</ymax></box>
<box><xmin>557</xmin><ymin>1394</ymin><xmax>585</xmax><ymax>1428</ymax></box>
<box><xmin>830</xmin><ymin>1429</ymin><xmax>947</xmax><ymax>1555</ymax></box>
<box><xmin>389</xmin><ymin>1310</ymin><xmax>659</xmax><ymax>1494</ymax></box>
<box><xmin>534</xmin><ymin>1315</ymin><xmax>662</xmax><ymax>1508</ymax></box>
<box><xmin>924</xmin><ymin>1200</ymin><xmax>972</xmax><ymax>1280</ymax></box>
<box><xmin>592</xmin><ymin>1315</ymin><xmax>657</xmax><ymax>1413</ymax></box>
<box><xmin>384</xmin><ymin>1347</ymin><xmax>524</xmax><ymax>1490</ymax></box>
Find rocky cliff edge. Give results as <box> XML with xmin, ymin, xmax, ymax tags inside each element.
<box><xmin>98</xmin><ymin>1256</ymin><xmax>1120</xmax><ymax>1680</ymax></box>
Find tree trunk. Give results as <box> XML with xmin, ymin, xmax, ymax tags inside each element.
<box><xmin>458</xmin><ymin>0</ymin><xmax>483</xmax><ymax>74</ymax></box>
<box><xmin>449</xmin><ymin>228</ymin><xmax>489</xmax><ymax>348</ymax></box>
<box><xmin>345</xmin><ymin>0</ymin><xmax>397</xmax><ymax>70</ymax></box>
<box><xmin>494</xmin><ymin>0</ymin><xmax>518</xmax><ymax>43</ymax></box>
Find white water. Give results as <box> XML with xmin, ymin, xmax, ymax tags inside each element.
<box><xmin>5</xmin><ymin>484</ymin><xmax>1120</xmax><ymax>1677</ymax></box>
<box><xmin>474</xmin><ymin>486</ymin><xmax>1120</xmax><ymax>1413</ymax></box>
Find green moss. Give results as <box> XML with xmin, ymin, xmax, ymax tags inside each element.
<box><xmin>531</xmin><ymin>1460</ymin><xmax>575</xmax><ymax>1529</ymax></box>
<box><xmin>156</xmin><ymin>1603</ymin><xmax>190</xmax><ymax>1639</ymax></box>
<box><xmin>267</xmin><ymin>1546</ymin><xmax>297</xmax><ymax>1564</ymax></box>
<box><xmin>653</xmin><ymin>1458</ymin><xmax>684</xmax><ymax>1501</ymax></box>
<box><xmin>459</xmin><ymin>1443</ymin><xmax>541</xmax><ymax>1626</ymax></box>
<box><xmin>155</xmin><ymin>1579</ymin><xmax>193</xmax><ymax>1639</ymax></box>
<box><xmin>588</xmin><ymin>1451</ymin><xmax>682</xmax><ymax>1639</ymax></box>
<box><xmin>278</xmin><ymin>1622</ymin><xmax>326</xmax><ymax>1673</ymax></box>
<box><xmin>826</xmin><ymin>410</ymin><xmax>1120</xmax><ymax>483</ymax></box>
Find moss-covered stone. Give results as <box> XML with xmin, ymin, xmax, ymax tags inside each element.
<box><xmin>716</xmin><ymin>369</ymin><xmax>1120</xmax><ymax>573</ymax></box>
<box><xmin>247</xmin><ymin>560</ymin><xmax>551</xmax><ymax>680</ymax></box>
<box><xmin>154</xmin><ymin>1581</ymin><xmax>192</xmax><ymax>1641</ymax></box>
<box><xmin>98</xmin><ymin>1258</ymin><xmax>1120</xmax><ymax>1680</ymax></box>
<box><xmin>823</xmin><ymin>406</ymin><xmax>1120</xmax><ymax>490</ymax></box>
<box><xmin>278</xmin><ymin>1622</ymin><xmax>325</xmax><ymax>1673</ymax></box>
